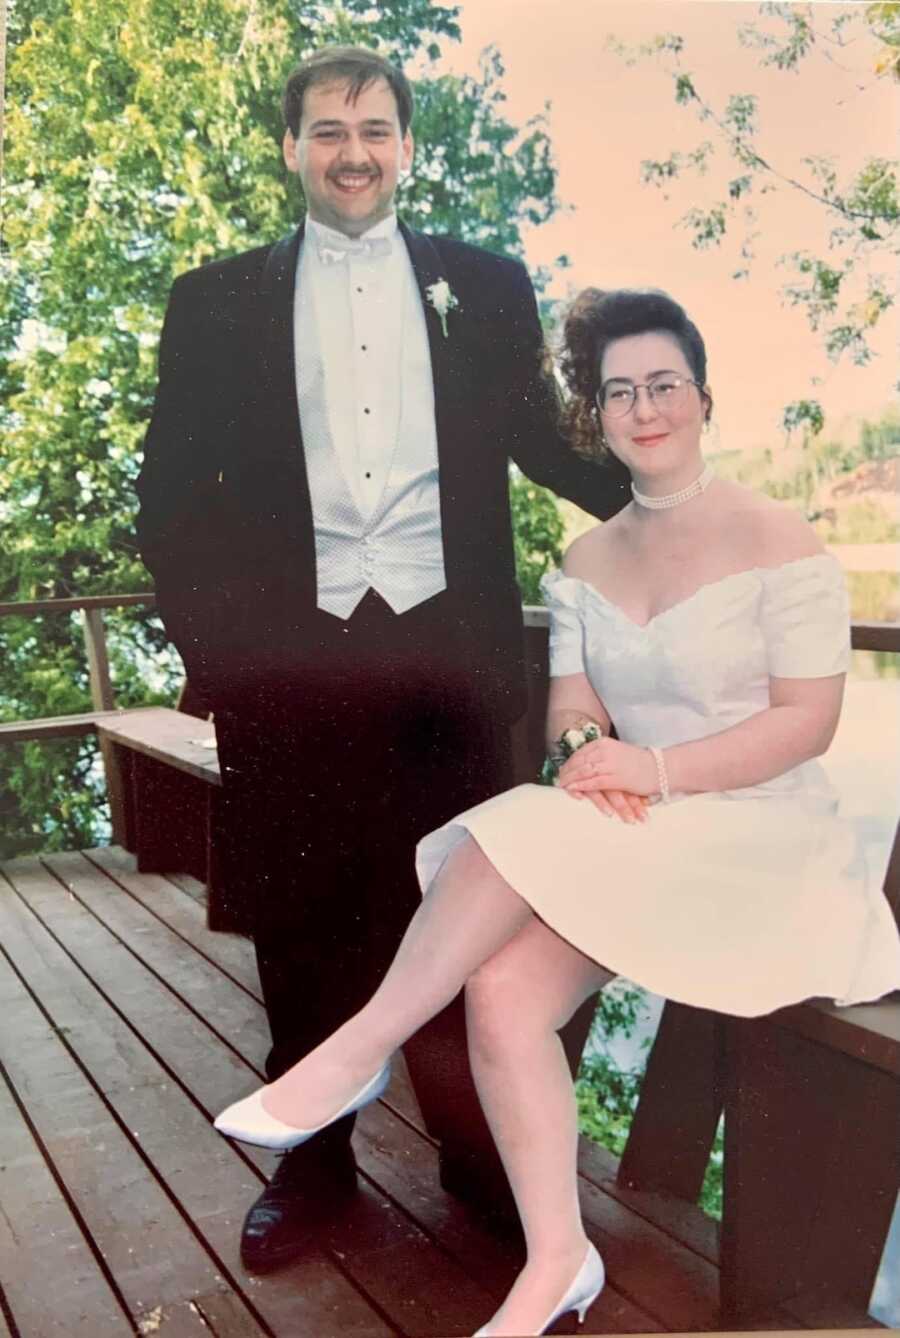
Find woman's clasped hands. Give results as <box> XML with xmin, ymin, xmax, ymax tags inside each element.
<box><xmin>557</xmin><ymin>737</ymin><xmax>659</xmax><ymax>823</ymax></box>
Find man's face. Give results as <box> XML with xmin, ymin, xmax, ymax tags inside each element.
<box><xmin>283</xmin><ymin>77</ymin><xmax>413</xmax><ymax>237</ymax></box>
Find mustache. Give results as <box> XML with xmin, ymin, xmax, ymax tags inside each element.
<box><xmin>327</xmin><ymin>167</ymin><xmax>380</xmax><ymax>179</ymax></box>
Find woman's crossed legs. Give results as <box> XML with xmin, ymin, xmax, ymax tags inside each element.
<box><xmin>262</xmin><ymin>835</ymin><xmax>610</xmax><ymax>1334</ymax></box>
<box><xmin>465</xmin><ymin>912</ymin><xmax>611</xmax><ymax>1333</ymax></box>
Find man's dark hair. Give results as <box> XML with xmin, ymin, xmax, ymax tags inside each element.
<box><xmin>282</xmin><ymin>45</ymin><xmax>415</xmax><ymax>138</ymax></box>
<box><xmin>559</xmin><ymin>288</ymin><xmax>712</xmax><ymax>459</ymax></box>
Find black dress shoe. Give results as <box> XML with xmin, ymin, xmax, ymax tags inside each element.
<box><xmin>240</xmin><ymin>1143</ymin><xmax>358</xmax><ymax>1273</ymax></box>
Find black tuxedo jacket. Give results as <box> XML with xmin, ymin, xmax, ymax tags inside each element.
<box><xmin>136</xmin><ymin>222</ymin><xmax>628</xmax><ymax>721</ymax></box>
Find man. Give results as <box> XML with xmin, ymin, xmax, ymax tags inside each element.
<box><xmin>136</xmin><ymin>45</ymin><xmax>627</xmax><ymax>1273</ymax></box>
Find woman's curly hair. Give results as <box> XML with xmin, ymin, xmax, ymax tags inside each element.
<box><xmin>557</xmin><ymin>287</ymin><xmax>711</xmax><ymax>460</ymax></box>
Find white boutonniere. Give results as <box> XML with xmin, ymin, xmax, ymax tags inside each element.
<box><xmin>425</xmin><ymin>278</ymin><xmax>459</xmax><ymax>337</ymax></box>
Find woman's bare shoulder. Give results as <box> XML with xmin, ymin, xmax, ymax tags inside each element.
<box><xmin>562</xmin><ymin>521</ymin><xmax>622</xmax><ymax>578</ymax></box>
<box><xmin>715</xmin><ymin>480</ymin><xmax>825</xmax><ymax>567</ymax></box>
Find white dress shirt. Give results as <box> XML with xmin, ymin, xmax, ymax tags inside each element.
<box><xmin>293</xmin><ymin>213</ymin><xmax>447</xmax><ymax>617</ymax></box>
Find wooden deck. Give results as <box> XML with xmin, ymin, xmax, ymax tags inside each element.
<box><xmin>0</xmin><ymin>848</ymin><xmax>856</xmax><ymax>1338</ymax></box>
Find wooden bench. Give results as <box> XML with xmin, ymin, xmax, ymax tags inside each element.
<box><xmin>618</xmin><ymin>820</ymin><xmax>900</xmax><ymax>1327</ymax></box>
<box><xmin>92</xmin><ymin>707</ymin><xmax>249</xmax><ymax>932</ymax></box>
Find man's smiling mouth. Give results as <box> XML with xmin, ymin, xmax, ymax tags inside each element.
<box><xmin>331</xmin><ymin>173</ymin><xmax>377</xmax><ymax>192</ymax></box>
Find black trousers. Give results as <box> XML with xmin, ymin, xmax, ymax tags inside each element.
<box><xmin>213</xmin><ymin>590</ymin><xmax>515</xmax><ymax>1172</ymax></box>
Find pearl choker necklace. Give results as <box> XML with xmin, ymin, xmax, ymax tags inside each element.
<box><xmin>631</xmin><ymin>464</ymin><xmax>714</xmax><ymax>510</ymax></box>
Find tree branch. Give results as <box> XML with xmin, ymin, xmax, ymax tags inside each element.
<box><xmin>680</xmin><ymin>71</ymin><xmax>894</xmax><ymax>224</ymax></box>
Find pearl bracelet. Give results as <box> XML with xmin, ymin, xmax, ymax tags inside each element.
<box><xmin>647</xmin><ymin>746</ymin><xmax>670</xmax><ymax>804</ymax></box>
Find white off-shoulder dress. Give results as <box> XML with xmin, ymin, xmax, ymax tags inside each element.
<box><xmin>416</xmin><ymin>555</ymin><xmax>900</xmax><ymax>1017</ymax></box>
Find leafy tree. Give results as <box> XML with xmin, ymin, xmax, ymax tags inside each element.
<box><xmin>576</xmin><ymin>979</ymin><xmax>725</xmax><ymax>1219</ymax></box>
<box><xmin>1</xmin><ymin>0</ymin><xmax>567</xmax><ymax>855</ymax></box>
<box><xmin>510</xmin><ymin>470</ymin><xmax>566</xmax><ymax>605</ymax></box>
<box><xmin>616</xmin><ymin>3</ymin><xmax>898</xmax><ymax>385</ymax></box>
<box><xmin>576</xmin><ymin>980</ymin><xmax>647</xmax><ymax>1156</ymax></box>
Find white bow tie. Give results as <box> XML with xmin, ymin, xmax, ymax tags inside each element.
<box><xmin>316</xmin><ymin>234</ymin><xmax>392</xmax><ymax>265</ymax></box>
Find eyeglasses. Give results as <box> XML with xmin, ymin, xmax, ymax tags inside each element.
<box><xmin>595</xmin><ymin>372</ymin><xmax>701</xmax><ymax>418</ymax></box>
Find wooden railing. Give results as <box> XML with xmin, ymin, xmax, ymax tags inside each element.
<box><xmin>0</xmin><ymin>593</ymin><xmax>155</xmax><ymax>841</ymax></box>
<box><xmin>0</xmin><ymin>591</ymin><xmax>896</xmax><ymax>740</ymax></box>
<box><xmin>2</xmin><ymin>590</ymin><xmax>897</xmax><ymax>848</ymax></box>
<box><xmin>0</xmin><ymin>593</ymin><xmax>156</xmax><ymax>742</ymax></box>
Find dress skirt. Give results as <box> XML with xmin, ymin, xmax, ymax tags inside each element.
<box><xmin>416</xmin><ymin>783</ymin><xmax>900</xmax><ymax>1019</ymax></box>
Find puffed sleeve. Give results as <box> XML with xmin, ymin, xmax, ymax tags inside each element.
<box><xmin>760</xmin><ymin>554</ymin><xmax>851</xmax><ymax>678</ymax></box>
<box><xmin>540</xmin><ymin>571</ymin><xmax>587</xmax><ymax>677</ymax></box>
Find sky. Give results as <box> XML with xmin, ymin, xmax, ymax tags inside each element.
<box><xmin>434</xmin><ymin>1</ymin><xmax>898</xmax><ymax>454</ymax></box>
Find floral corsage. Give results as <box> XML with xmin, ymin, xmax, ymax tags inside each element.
<box><xmin>539</xmin><ymin>721</ymin><xmax>603</xmax><ymax>786</ymax></box>
<box><xmin>425</xmin><ymin>278</ymin><xmax>459</xmax><ymax>337</ymax></box>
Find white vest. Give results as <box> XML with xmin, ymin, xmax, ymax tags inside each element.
<box><xmin>293</xmin><ymin>217</ymin><xmax>447</xmax><ymax>619</ymax></box>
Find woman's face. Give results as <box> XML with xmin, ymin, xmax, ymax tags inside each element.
<box><xmin>596</xmin><ymin>331</ymin><xmax>707</xmax><ymax>476</ymax></box>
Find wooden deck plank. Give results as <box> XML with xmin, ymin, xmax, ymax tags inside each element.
<box><xmin>386</xmin><ymin>1039</ymin><xmax>719</xmax><ymax>1328</ymax></box>
<box><xmin>165</xmin><ymin>870</ymin><xmax>208</xmax><ymax>906</ymax></box>
<box><xmin>22</xmin><ymin>866</ymin><xmax>525</xmax><ymax>1335</ymax></box>
<box><xmin>353</xmin><ymin>1098</ymin><xmax>663</xmax><ymax>1334</ymax></box>
<box><xmin>4</xmin><ymin>857</ymin><xmax>515</xmax><ymax>1335</ymax></box>
<box><xmin>781</xmin><ymin>1293</ymin><xmax>885</xmax><ymax>1329</ymax></box>
<box><xmin>7</xmin><ymin>858</ymin><xmax>661</xmax><ymax>1333</ymax></box>
<box><xmin>40</xmin><ymin>850</ymin><xmax>267</xmax><ymax>1063</ymax></box>
<box><xmin>0</xmin><ymin>1062</ymin><xmax>132</xmax><ymax>1337</ymax></box>
<box><xmin>83</xmin><ymin>846</ymin><xmax>260</xmax><ymax>997</ymax></box>
<box><xmin>61</xmin><ymin>849</ymin><xmax>708</xmax><ymax>1290</ymax></box>
<box><xmin>46</xmin><ymin>860</ymin><xmax>683</xmax><ymax>1332</ymax></box>
<box><xmin>4</xmin><ymin>846</ymin><xmax>853</xmax><ymax>1335</ymax></box>
<box><xmin>357</xmin><ymin>1022</ymin><xmax>714</xmax><ymax>1331</ymax></box>
<box><xmin>11</xmin><ymin>855</ymin><xmax>267</xmax><ymax>1112</ymax></box>
<box><xmin>578</xmin><ymin>1140</ymin><xmax>719</xmax><ymax>1267</ymax></box>
<box><xmin>0</xmin><ymin>861</ymin><xmax>392</xmax><ymax>1338</ymax></box>
<box><xmin>189</xmin><ymin>1290</ymin><xmax>274</xmax><ymax>1337</ymax></box>
<box><xmin>317</xmin><ymin>1181</ymin><xmax>497</xmax><ymax>1336</ymax></box>
<box><xmin>578</xmin><ymin>1178</ymin><xmax>721</xmax><ymax>1332</ymax></box>
<box><xmin>0</xmin><ymin>910</ymin><xmax>219</xmax><ymax>1335</ymax></box>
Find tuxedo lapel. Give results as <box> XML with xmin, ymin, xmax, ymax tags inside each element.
<box><xmin>257</xmin><ymin>225</ymin><xmax>306</xmax><ymax>472</ymax></box>
<box><xmin>250</xmin><ymin>224</ymin><xmax>321</xmax><ymax>601</ymax></box>
<box><xmin>400</xmin><ymin>223</ymin><xmax>467</xmax><ymax>519</ymax></box>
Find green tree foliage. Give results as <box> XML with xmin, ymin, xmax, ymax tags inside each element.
<box><xmin>576</xmin><ymin>980</ymin><xmax>725</xmax><ymax>1219</ymax></box>
<box><xmin>1</xmin><ymin>0</ymin><xmax>567</xmax><ymax>855</ymax></box>
<box><xmin>615</xmin><ymin>3</ymin><xmax>898</xmax><ymax>381</ymax></box>
<box><xmin>509</xmin><ymin>469</ymin><xmax>566</xmax><ymax>605</ymax></box>
<box><xmin>576</xmin><ymin>981</ymin><xmax>647</xmax><ymax>1156</ymax></box>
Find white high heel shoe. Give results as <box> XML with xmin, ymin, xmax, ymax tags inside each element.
<box><xmin>473</xmin><ymin>1242</ymin><xmax>605</xmax><ymax>1337</ymax></box>
<box><xmin>213</xmin><ymin>1061</ymin><xmax>391</xmax><ymax>1150</ymax></box>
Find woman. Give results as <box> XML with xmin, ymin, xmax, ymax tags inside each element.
<box><xmin>216</xmin><ymin>289</ymin><xmax>900</xmax><ymax>1336</ymax></box>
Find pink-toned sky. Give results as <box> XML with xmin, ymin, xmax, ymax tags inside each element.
<box><xmin>434</xmin><ymin>1</ymin><xmax>897</xmax><ymax>454</ymax></box>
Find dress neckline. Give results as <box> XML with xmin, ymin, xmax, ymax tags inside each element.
<box><xmin>548</xmin><ymin>552</ymin><xmax>839</xmax><ymax>632</ymax></box>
